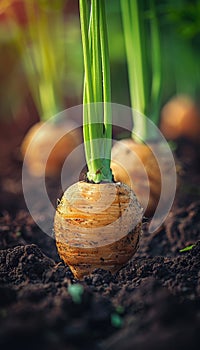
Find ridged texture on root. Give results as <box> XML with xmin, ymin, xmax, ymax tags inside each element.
<box><xmin>54</xmin><ymin>181</ymin><xmax>143</xmax><ymax>279</ymax></box>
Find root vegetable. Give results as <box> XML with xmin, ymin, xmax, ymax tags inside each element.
<box><xmin>160</xmin><ymin>95</ymin><xmax>200</xmax><ymax>142</ymax></box>
<box><xmin>54</xmin><ymin>0</ymin><xmax>143</xmax><ymax>279</ymax></box>
<box><xmin>21</xmin><ymin>121</ymin><xmax>82</xmax><ymax>177</ymax></box>
<box><xmin>54</xmin><ymin>181</ymin><xmax>143</xmax><ymax>279</ymax></box>
<box><xmin>111</xmin><ymin>139</ymin><xmax>173</xmax><ymax>216</ymax></box>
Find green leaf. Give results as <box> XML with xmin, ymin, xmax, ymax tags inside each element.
<box><xmin>111</xmin><ymin>313</ymin><xmax>123</xmax><ymax>328</ymax></box>
<box><xmin>68</xmin><ymin>284</ymin><xmax>84</xmax><ymax>304</ymax></box>
<box><xmin>179</xmin><ymin>244</ymin><xmax>195</xmax><ymax>253</ymax></box>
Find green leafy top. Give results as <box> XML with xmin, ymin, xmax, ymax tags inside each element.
<box><xmin>7</xmin><ymin>0</ymin><xmax>67</xmax><ymax>121</ymax></box>
<box><xmin>79</xmin><ymin>0</ymin><xmax>113</xmax><ymax>183</ymax></box>
<box><xmin>121</xmin><ymin>0</ymin><xmax>162</xmax><ymax>142</ymax></box>
<box><xmin>22</xmin><ymin>1</ymin><xmax>65</xmax><ymax>120</ymax></box>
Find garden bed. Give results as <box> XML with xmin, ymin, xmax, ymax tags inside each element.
<box><xmin>0</xmin><ymin>117</ymin><xmax>200</xmax><ymax>350</ymax></box>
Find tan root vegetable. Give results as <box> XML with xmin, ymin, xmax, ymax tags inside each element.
<box><xmin>54</xmin><ymin>181</ymin><xmax>143</xmax><ymax>279</ymax></box>
<box><xmin>111</xmin><ymin>139</ymin><xmax>173</xmax><ymax>216</ymax></box>
<box><xmin>53</xmin><ymin>0</ymin><xmax>143</xmax><ymax>278</ymax></box>
<box><xmin>21</xmin><ymin>121</ymin><xmax>82</xmax><ymax>177</ymax></box>
<box><xmin>160</xmin><ymin>95</ymin><xmax>200</xmax><ymax>142</ymax></box>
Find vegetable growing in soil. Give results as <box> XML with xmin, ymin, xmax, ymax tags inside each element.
<box><xmin>160</xmin><ymin>94</ymin><xmax>200</xmax><ymax>143</ymax></box>
<box><xmin>54</xmin><ymin>0</ymin><xmax>143</xmax><ymax>279</ymax></box>
<box><xmin>111</xmin><ymin>140</ymin><xmax>161</xmax><ymax>216</ymax></box>
<box><xmin>111</xmin><ymin>0</ymin><xmax>173</xmax><ymax>216</ymax></box>
<box><xmin>17</xmin><ymin>1</ymin><xmax>82</xmax><ymax>177</ymax></box>
<box><xmin>21</xmin><ymin>121</ymin><xmax>81</xmax><ymax>177</ymax></box>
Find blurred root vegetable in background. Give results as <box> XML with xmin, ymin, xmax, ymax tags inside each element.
<box><xmin>21</xmin><ymin>121</ymin><xmax>82</xmax><ymax>177</ymax></box>
<box><xmin>160</xmin><ymin>95</ymin><xmax>200</xmax><ymax>142</ymax></box>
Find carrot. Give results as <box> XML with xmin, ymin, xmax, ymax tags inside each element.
<box><xmin>54</xmin><ymin>0</ymin><xmax>143</xmax><ymax>279</ymax></box>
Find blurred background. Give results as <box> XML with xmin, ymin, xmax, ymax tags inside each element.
<box><xmin>0</xmin><ymin>0</ymin><xmax>200</xmax><ymax>178</ymax></box>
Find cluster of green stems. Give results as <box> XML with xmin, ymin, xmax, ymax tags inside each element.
<box><xmin>79</xmin><ymin>0</ymin><xmax>112</xmax><ymax>183</ymax></box>
<box><xmin>120</xmin><ymin>0</ymin><xmax>162</xmax><ymax>142</ymax></box>
<box><xmin>80</xmin><ymin>0</ymin><xmax>162</xmax><ymax>183</ymax></box>
<box><xmin>9</xmin><ymin>0</ymin><xmax>64</xmax><ymax>121</ymax></box>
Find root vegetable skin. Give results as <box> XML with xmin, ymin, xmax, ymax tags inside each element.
<box><xmin>160</xmin><ymin>95</ymin><xmax>200</xmax><ymax>142</ymax></box>
<box><xmin>54</xmin><ymin>181</ymin><xmax>143</xmax><ymax>279</ymax></box>
<box><xmin>111</xmin><ymin>139</ymin><xmax>172</xmax><ymax>217</ymax></box>
<box><xmin>21</xmin><ymin>121</ymin><xmax>82</xmax><ymax>177</ymax></box>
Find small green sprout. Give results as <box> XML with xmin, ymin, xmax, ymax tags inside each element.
<box><xmin>179</xmin><ymin>244</ymin><xmax>195</xmax><ymax>253</ymax></box>
<box><xmin>67</xmin><ymin>284</ymin><xmax>84</xmax><ymax>304</ymax></box>
<box><xmin>115</xmin><ymin>305</ymin><xmax>125</xmax><ymax>314</ymax></box>
<box><xmin>111</xmin><ymin>313</ymin><xmax>123</xmax><ymax>328</ymax></box>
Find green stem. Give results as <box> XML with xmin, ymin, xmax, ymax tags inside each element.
<box><xmin>121</xmin><ymin>0</ymin><xmax>148</xmax><ymax>142</ymax></box>
<box><xmin>89</xmin><ymin>0</ymin><xmax>104</xmax><ymax>176</ymax></box>
<box><xmin>22</xmin><ymin>0</ymin><xmax>63</xmax><ymax>121</ymax></box>
<box><xmin>149</xmin><ymin>0</ymin><xmax>162</xmax><ymax>125</ymax></box>
<box><xmin>100</xmin><ymin>0</ymin><xmax>112</xmax><ymax>165</ymax></box>
<box><xmin>80</xmin><ymin>0</ymin><xmax>96</xmax><ymax>175</ymax></box>
<box><xmin>82</xmin><ymin>2</ymin><xmax>91</xmax><ymax>165</ymax></box>
<box><xmin>91</xmin><ymin>1</ymin><xmax>102</xmax><ymax>103</ymax></box>
<box><xmin>121</xmin><ymin>0</ymin><xmax>162</xmax><ymax>142</ymax></box>
<box><xmin>80</xmin><ymin>0</ymin><xmax>112</xmax><ymax>183</ymax></box>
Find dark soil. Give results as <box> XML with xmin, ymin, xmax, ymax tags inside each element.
<box><xmin>0</xmin><ymin>115</ymin><xmax>200</xmax><ymax>350</ymax></box>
